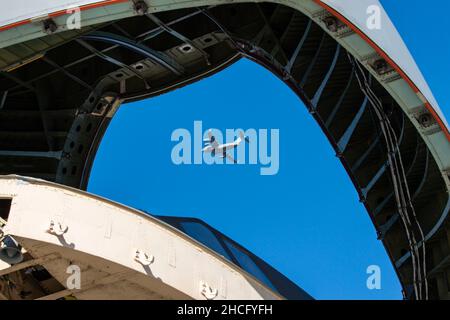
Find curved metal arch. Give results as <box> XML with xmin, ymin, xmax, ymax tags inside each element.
<box><xmin>0</xmin><ymin>0</ymin><xmax>449</xmax><ymax>299</ymax></box>
<box><xmin>80</xmin><ymin>31</ymin><xmax>185</xmax><ymax>75</ymax></box>
<box><xmin>70</xmin><ymin>5</ymin><xmax>450</xmax><ymax>298</ymax></box>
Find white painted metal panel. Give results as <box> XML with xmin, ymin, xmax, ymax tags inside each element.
<box><xmin>0</xmin><ymin>0</ymin><xmax>113</xmax><ymax>27</ymax></box>
<box><xmin>0</xmin><ymin>176</ymin><xmax>282</xmax><ymax>300</ymax></box>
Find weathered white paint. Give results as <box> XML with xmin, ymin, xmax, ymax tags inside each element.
<box><xmin>0</xmin><ymin>175</ymin><xmax>281</xmax><ymax>300</ymax></box>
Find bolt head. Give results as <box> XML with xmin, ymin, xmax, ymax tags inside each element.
<box><xmin>324</xmin><ymin>17</ymin><xmax>339</xmax><ymax>32</ymax></box>
<box><xmin>43</xmin><ymin>20</ymin><xmax>58</xmax><ymax>34</ymax></box>
<box><xmin>134</xmin><ymin>1</ymin><xmax>148</xmax><ymax>15</ymax></box>
<box><xmin>419</xmin><ymin>113</ymin><xmax>432</xmax><ymax>127</ymax></box>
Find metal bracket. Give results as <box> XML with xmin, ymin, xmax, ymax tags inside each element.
<box><xmin>199</xmin><ymin>281</ymin><xmax>218</xmax><ymax>300</ymax></box>
<box><xmin>133</xmin><ymin>1</ymin><xmax>149</xmax><ymax>16</ymax></box>
<box><xmin>47</xmin><ymin>220</ymin><xmax>68</xmax><ymax>236</ymax></box>
<box><xmin>0</xmin><ymin>216</ymin><xmax>6</xmax><ymax>239</ymax></box>
<box><xmin>134</xmin><ymin>249</ymin><xmax>154</xmax><ymax>266</ymax></box>
<box><xmin>43</xmin><ymin>19</ymin><xmax>58</xmax><ymax>34</ymax></box>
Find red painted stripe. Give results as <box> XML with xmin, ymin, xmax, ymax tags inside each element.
<box><xmin>314</xmin><ymin>0</ymin><xmax>450</xmax><ymax>142</ymax></box>
<box><xmin>0</xmin><ymin>19</ymin><xmax>31</xmax><ymax>32</ymax></box>
<box><xmin>0</xmin><ymin>0</ymin><xmax>129</xmax><ymax>32</ymax></box>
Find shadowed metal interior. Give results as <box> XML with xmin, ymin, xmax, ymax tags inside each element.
<box><xmin>0</xmin><ymin>3</ymin><xmax>449</xmax><ymax>299</ymax></box>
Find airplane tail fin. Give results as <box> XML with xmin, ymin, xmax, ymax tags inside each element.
<box><xmin>239</xmin><ymin>131</ymin><xmax>250</xmax><ymax>143</ymax></box>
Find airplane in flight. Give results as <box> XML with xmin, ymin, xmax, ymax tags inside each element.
<box><xmin>202</xmin><ymin>130</ymin><xmax>250</xmax><ymax>164</ymax></box>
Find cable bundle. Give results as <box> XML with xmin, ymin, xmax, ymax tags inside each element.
<box><xmin>348</xmin><ymin>52</ymin><xmax>428</xmax><ymax>300</ymax></box>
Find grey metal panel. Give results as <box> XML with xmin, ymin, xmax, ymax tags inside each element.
<box><xmin>321</xmin><ymin>0</ymin><xmax>448</xmax><ymax>128</ymax></box>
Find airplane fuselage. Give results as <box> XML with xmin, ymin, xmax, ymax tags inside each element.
<box><xmin>202</xmin><ymin>138</ymin><xmax>242</xmax><ymax>154</ymax></box>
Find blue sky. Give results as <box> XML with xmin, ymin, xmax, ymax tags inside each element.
<box><xmin>88</xmin><ymin>1</ymin><xmax>449</xmax><ymax>300</ymax></box>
